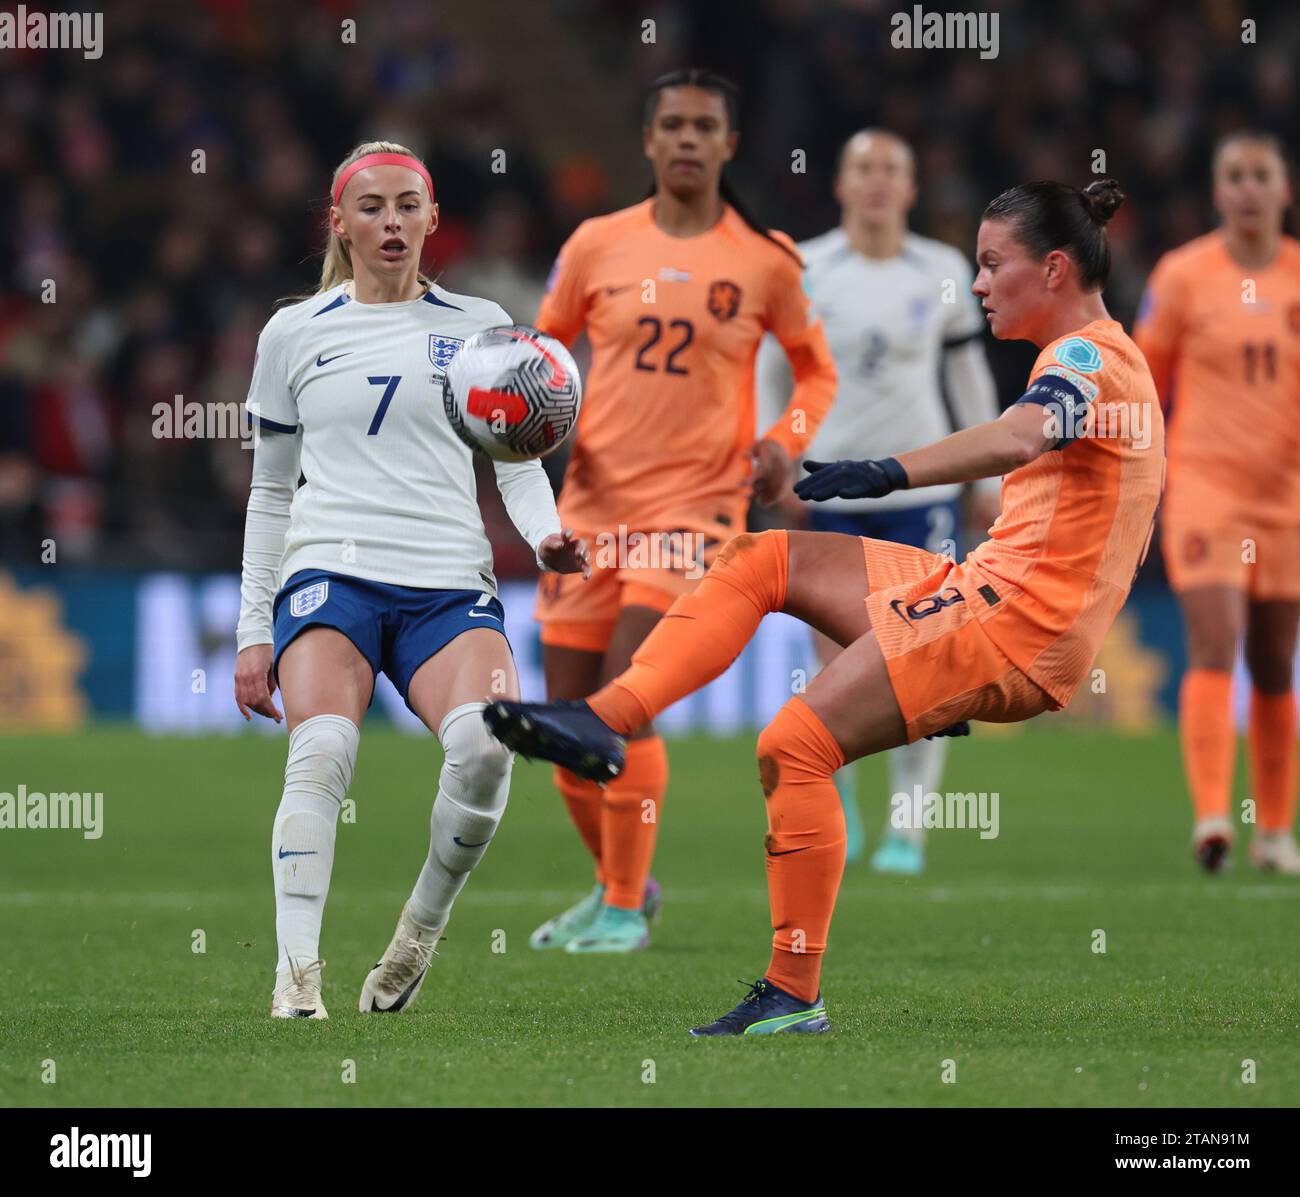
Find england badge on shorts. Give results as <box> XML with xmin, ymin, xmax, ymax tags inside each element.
<box><xmin>429</xmin><ymin>335</ymin><xmax>464</xmax><ymax>373</ymax></box>
<box><xmin>290</xmin><ymin>581</ymin><xmax>329</xmax><ymax>617</ymax></box>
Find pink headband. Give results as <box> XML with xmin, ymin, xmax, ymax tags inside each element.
<box><xmin>332</xmin><ymin>152</ymin><xmax>435</xmax><ymax>208</ymax></box>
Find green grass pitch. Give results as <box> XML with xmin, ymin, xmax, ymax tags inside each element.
<box><xmin>1</xmin><ymin>725</ymin><xmax>1297</xmax><ymax>1108</ymax></box>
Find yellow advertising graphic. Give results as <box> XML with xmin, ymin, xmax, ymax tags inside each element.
<box><xmin>0</xmin><ymin>572</ymin><xmax>87</xmax><ymax>731</ymax></box>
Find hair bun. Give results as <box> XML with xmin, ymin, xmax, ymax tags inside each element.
<box><xmin>1081</xmin><ymin>178</ymin><xmax>1125</xmax><ymax>227</ymax></box>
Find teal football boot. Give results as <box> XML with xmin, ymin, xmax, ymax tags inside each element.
<box><xmin>529</xmin><ymin>884</ymin><xmax>605</xmax><ymax>950</ymax></box>
<box><xmin>564</xmin><ymin>903</ymin><xmax>650</xmax><ymax>953</ymax></box>
<box><xmin>869</xmin><ymin>831</ymin><xmax>925</xmax><ymax>875</ymax></box>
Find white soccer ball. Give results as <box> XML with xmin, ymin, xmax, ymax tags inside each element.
<box><xmin>442</xmin><ymin>325</ymin><xmax>582</xmax><ymax>462</ymax></box>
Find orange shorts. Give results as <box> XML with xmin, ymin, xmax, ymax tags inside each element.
<box><xmin>535</xmin><ymin>526</ymin><xmax>723</xmax><ymax>653</ymax></box>
<box><xmin>1161</xmin><ymin>498</ymin><xmax>1300</xmax><ymax>599</ymax></box>
<box><xmin>861</xmin><ymin>538</ymin><xmax>1056</xmax><ymax>742</ymax></box>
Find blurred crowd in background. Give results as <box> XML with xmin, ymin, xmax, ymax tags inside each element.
<box><xmin>1</xmin><ymin>0</ymin><xmax>1296</xmax><ymax>577</ymax></box>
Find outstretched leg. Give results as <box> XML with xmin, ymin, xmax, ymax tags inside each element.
<box><xmin>588</xmin><ymin>529</ymin><xmax>870</xmax><ymax>734</ymax></box>
<box><xmin>482</xmin><ymin>530</ymin><xmax>882</xmax><ymax>782</ymax></box>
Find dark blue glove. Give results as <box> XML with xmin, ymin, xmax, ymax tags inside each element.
<box><xmin>794</xmin><ymin>457</ymin><xmax>909</xmax><ymax>501</ymax></box>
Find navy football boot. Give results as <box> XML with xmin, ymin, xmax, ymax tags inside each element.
<box><xmin>690</xmin><ymin>978</ymin><xmax>831</xmax><ymax>1036</ymax></box>
<box><xmin>483</xmin><ymin>699</ymin><xmax>626</xmax><ymax>783</ymax></box>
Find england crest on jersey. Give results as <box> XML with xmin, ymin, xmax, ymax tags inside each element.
<box><xmin>290</xmin><ymin>581</ymin><xmax>329</xmax><ymax>617</ymax></box>
<box><xmin>429</xmin><ymin>335</ymin><xmax>464</xmax><ymax>373</ymax></box>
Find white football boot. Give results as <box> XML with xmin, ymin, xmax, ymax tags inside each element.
<box><xmin>270</xmin><ymin>957</ymin><xmax>328</xmax><ymax>1020</ymax></box>
<box><xmin>358</xmin><ymin>902</ymin><xmax>442</xmax><ymax>1013</ymax></box>
<box><xmin>1250</xmin><ymin>831</ymin><xmax>1300</xmax><ymax>875</ymax></box>
<box><xmin>1192</xmin><ymin>816</ymin><xmax>1235</xmax><ymax>873</ymax></box>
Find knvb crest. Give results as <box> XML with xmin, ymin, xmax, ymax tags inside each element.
<box><xmin>429</xmin><ymin>335</ymin><xmax>464</xmax><ymax>373</ymax></box>
<box><xmin>290</xmin><ymin>581</ymin><xmax>329</xmax><ymax>617</ymax></box>
<box><xmin>708</xmin><ymin>280</ymin><xmax>742</xmax><ymax>322</ymax></box>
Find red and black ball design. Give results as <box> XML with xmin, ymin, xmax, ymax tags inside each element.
<box><xmin>443</xmin><ymin>325</ymin><xmax>583</xmax><ymax>462</ymax></box>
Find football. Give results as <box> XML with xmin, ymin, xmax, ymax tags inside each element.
<box><xmin>442</xmin><ymin>324</ymin><xmax>582</xmax><ymax>462</ymax></box>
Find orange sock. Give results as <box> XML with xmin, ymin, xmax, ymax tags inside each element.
<box><xmin>587</xmin><ymin>531</ymin><xmax>789</xmax><ymax>735</ymax></box>
<box><xmin>554</xmin><ymin>766</ymin><xmax>605</xmax><ymax>885</ymax></box>
<box><xmin>1180</xmin><ymin>669</ymin><xmax>1236</xmax><ymax>822</ymax></box>
<box><xmin>758</xmin><ymin>697</ymin><xmax>847</xmax><ymax>1004</ymax></box>
<box><xmin>1249</xmin><ymin>689</ymin><xmax>1297</xmax><ymax>833</ymax></box>
<box><xmin>600</xmin><ymin>737</ymin><xmax>668</xmax><ymax>909</ymax></box>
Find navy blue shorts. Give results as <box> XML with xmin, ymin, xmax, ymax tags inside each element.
<box><xmin>808</xmin><ymin>501</ymin><xmax>959</xmax><ymax>555</ymax></box>
<box><xmin>272</xmin><ymin>569</ymin><xmax>508</xmax><ymax>709</ymax></box>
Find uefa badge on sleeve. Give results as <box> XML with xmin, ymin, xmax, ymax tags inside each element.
<box><xmin>290</xmin><ymin>581</ymin><xmax>329</xmax><ymax>617</ymax></box>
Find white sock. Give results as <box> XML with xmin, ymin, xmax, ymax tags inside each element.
<box><xmin>272</xmin><ymin>714</ymin><xmax>358</xmax><ymax>977</ymax></box>
<box><xmin>409</xmin><ymin>702</ymin><xmax>512</xmax><ymax>930</ymax></box>
<box><xmin>885</xmin><ymin>735</ymin><xmax>948</xmax><ymax>846</ymax></box>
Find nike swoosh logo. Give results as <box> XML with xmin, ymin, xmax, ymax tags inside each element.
<box><xmin>316</xmin><ymin>352</ymin><xmax>353</xmax><ymax>367</ymax></box>
<box><xmin>278</xmin><ymin>847</ymin><xmax>318</xmax><ymax>859</ymax></box>
<box><xmin>889</xmin><ymin>599</ymin><xmax>911</xmax><ymax>626</ymax></box>
<box><xmin>467</xmin><ymin>610</ymin><xmax>501</xmax><ymax>620</ymax></box>
<box><xmin>454</xmin><ymin>835</ymin><xmax>492</xmax><ymax>848</ymax></box>
<box><xmin>766</xmin><ymin>846</ymin><xmax>810</xmax><ymax>857</ymax></box>
<box><xmin>385</xmin><ymin>968</ymin><xmax>427</xmax><ymax>1012</ymax></box>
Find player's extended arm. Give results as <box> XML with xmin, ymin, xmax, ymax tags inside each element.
<box><xmin>795</xmin><ymin>403</ymin><xmax>1053</xmax><ymax>501</ymax></box>
<box><xmin>897</xmin><ymin>402</ymin><xmax>1055</xmax><ymax>486</ymax></box>
<box><xmin>236</xmin><ymin>426</ymin><xmax>302</xmax><ymax>650</ymax></box>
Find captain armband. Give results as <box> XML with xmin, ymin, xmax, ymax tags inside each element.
<box><xmin>1013</xmin><ymin>368</ymin><xmax>1095</xmax><ymax>448</ymax></box>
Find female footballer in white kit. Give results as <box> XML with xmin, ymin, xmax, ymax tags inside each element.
<box><xmin>758</xmin><ymin>129</ymin><xmax>999</xmax><ymax>873</ymax></box>
<box><xmin>234</xmin><ymin>141</ymin><xmax>588</xmax><ymax>1019</ymax></box>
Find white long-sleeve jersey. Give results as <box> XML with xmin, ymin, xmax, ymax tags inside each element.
<box><xmin>757</xmin><ymin>228</ymin><xmax>999</xmax><ymax>512</ymax></box>
<box><xmin>235</xmin><ymin>281</ymin><xmax>561</xmax><ymax>651</ymax></box>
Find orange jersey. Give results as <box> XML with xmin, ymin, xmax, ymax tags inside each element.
<box><xmin>1133</xmin><ymin>231</ymin><xmax>1300</xmax><ymax>522</ymax></box>
<box><xmin>535</xmin><ymin>199</ymin><xmax>836</xmax><ymax>535</ymax></box>
<box><xmin>963</xmin><ymin>320</ymin><xmax>1166</xmax><ymax>705</ymax></box>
